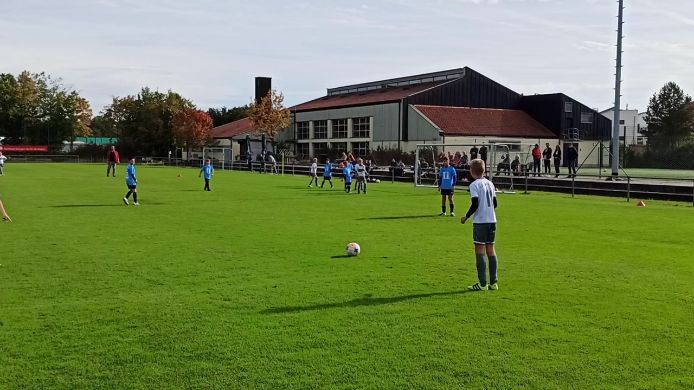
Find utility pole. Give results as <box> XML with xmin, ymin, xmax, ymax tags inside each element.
<box><xmin>611</xmin><ymin>0</ymin><xmax>625</xmax><ymax>179</ymax></box>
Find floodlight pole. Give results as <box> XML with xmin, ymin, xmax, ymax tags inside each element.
<box><xmin>611</xmin><ymin>0</ymin><xmax>625</xmax><ymax>178</ymax></box>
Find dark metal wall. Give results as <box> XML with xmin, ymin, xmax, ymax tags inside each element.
<box><xmin>401</xmin><ymin>68</ymin><xmax>522</xmax><ymax>140</ymax></box>
<box><xmin>519</xmin><ymin>94</ymin><xmax>611</xmax><ymax>140</ymax></box>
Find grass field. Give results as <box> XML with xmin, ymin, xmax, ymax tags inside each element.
<box><xmin>1</xmin><ymin>163</ymin><xmax>693</xmax><ymax>389</ymax></box>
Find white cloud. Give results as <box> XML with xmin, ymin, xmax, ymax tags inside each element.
<box><xmin>0</xmin><ymin>0</ymin><xmax>692</xmax><ymax>112</ymax></box>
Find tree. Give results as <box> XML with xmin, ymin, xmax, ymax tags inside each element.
<box><xmin>0</xmin><ymin>71</ymin><xmax>92</xmax><ymax>147</ymax></box>
<box><xmin>208</xmin><ymin>105</ymin><xmax>249</xmax><ymax>127</ymax></box>
<box><xmin>172</xmin><ymin>108</ymin><xmax>214</xmax><ymax>156</ymax></box>
<box><xmin>643</xmin><ymin>82</ymin><xmax>694</xmax><ymax>150</ymax></box>
<box><xmin>248</xmin><ymin>90</ymin><xmax>290</xmax><ymax>141</ymax></box>
<box><xmin>102</xmin><ymin>88</ymin><xmax>194</xmax><ymax>156</ymax></box>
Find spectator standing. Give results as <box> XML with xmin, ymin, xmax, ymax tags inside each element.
<box><xmin>106</xmin><ymin>146</ymin><xmax>120</xmax><ymax>177</ymax></box>
<box><xmin>531</xmin><ymin>144</ymin><xmax>542</xmax><ymax>177</ymax></box>
<box><xmin>246</xmin><ymin>149</ymin><xmax>253</xmax><ymax>172</ymax></box>
<box><xmin>470</xmin><ymin>145</ymin><xmax>479</xmax><ymax>160</ymax></box>
<box><xmin>567</xmin><ymin>145</ymin><xmax>578</xmax><ymax>178</ymax></box>
<box><xmin>479</xmin><ymin>145</ymin><xmax>488</xmax><ymax>164</ymax></box>
<box><xmin>553</xmin><ymin>144</ymin><xmax>562</xmax><ymax>178</ymax></box>
<box><xmin>542</xmin><ymin>143</ymin><xmax>552</xmax><ymax>175</ymax></box>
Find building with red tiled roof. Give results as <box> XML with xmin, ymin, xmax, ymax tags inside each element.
<box><xmin>412</xmin><ymin>106</ymin><xmax>556</xmax><ymax>139</ymax></box>
<box><xmin>273</xmin><ymin>67</ymin><xmax>609</xmax><ymax>162</ymax></box>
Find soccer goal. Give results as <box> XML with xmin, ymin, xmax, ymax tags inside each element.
<box><xmin>414</xmin><ymin>142</ymin><xmax>515</xmax><ymax>192</ymax></box>
<box><xmin>202</xmin><ymin>147</ymin><xmax>233</xmax><ymax>170</ymax></box>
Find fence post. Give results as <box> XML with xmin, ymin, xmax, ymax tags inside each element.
<box><xmin>391</xmin><ymin>169</ymin><xmax>395</xmax><ymax>184</ymax></box>
<box><xmin>524</xmin><ymin>171</ymin><xmax>528</xmax><ymax>194</ymax></box>
<box><xmin>292</xmin><ymin>164</ymin><xmax>295</xmax><ymax>176</ymax></box>
<box><xmin>571</xmin><ymin>174</ymin><xmax>575</xmax><ymax>198</ymax></box>
<box><xmin>627</xmin><ymin>176</ymin><xmax>631</xmax><ymax>202</ymax></box>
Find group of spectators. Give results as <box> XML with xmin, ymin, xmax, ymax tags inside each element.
<box><xmin>530</xmin><ymin>143</ymin><xmax>578</xmax><ymax>178</ymax></box>
<box><xmin>245</xmin><ymin>149</ymin><xmax>278</xmax><ymax>174</ymax></box>
<box><xmin>419</xmin><ymin>143</ymin><xmax>580</xmax><ymax>180</ymax></box>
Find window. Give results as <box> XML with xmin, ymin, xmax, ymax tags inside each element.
<box><xmin>332</xmin><ymin>119</ymin><xmax>348</xmax><ymax>138</ymax></box>
<box><xmin>331</xmin><ymin>142</ymin><xmax>347</xmax><ymax>152</ymax></box>
<box><xmin>297</xmin><ymin>122</ymin><xmax>309</xmax><ymax>140</ymax></box>
<box><xmin>352</xmin><ymin>142</ymin><xmax>370</xmax><ymax>157</ymax></box>
<box><xmin>353</xmin><ymin>117</ymin><xmax>371</xmax><ymax>138</ymax></box>
<box><xmin>296</xmin><ymin>143</ymin><xmax>309</xmax><ymax>158</ymax></box>
<box><xmin>619</xmin><ymin>119</ymin><xmax>625</xmax><ymax>125</ymax></box>
<box><xmin>313</xmin><ymin>120</ymin><xmax>327</xmax><ymax>139</ymax></box>
<box><xmin>313</xmin><ymin>142</ymin><xmax>329</xmax><ymax>156</ymax></box>
<box><xmin>564</xmin><ymin>102</ymin><xmax>573</xmax><ymax>113</ymax></box>
<box><xmin>580</xmin><ymin>112</ymin><xmax>593</xmax><ymax>124</ymax></box>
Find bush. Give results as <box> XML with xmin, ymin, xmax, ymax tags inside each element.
<box><xmin>624</xmin><ymin>144</ymin><xmax>694</xmax><ymax>170</ymax></box>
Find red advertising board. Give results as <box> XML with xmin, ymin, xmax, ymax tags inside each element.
<box><xmin>0</xmin><ymin>145</ymin><xmax>49</xmax><ymax>152</ymax></box>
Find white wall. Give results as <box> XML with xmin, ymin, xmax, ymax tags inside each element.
<box><xmin>600</xmin><ymin>108</ymin><xmax>648</xmax><ymax>145</ymax></box>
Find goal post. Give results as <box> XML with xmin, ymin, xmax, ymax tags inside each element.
<box><xmin>414</xmin><ymin>142</ymin><xmax>514</xmax><ymax>191</ymax></box>
<box><xmin>202</xmin><ymin>147</ymin><xmax>233</xmax><ymax>170</ymax></box>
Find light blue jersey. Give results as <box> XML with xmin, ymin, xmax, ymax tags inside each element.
<box><xmin>439</xmin><ymin>166</ymin><xmax>457</xmax><ymax>190</ymax></box>
<box><xmin>201</xmin><ymin>164</ymin><xmax>214</xmax><ymax>180</ymax></box>
<box><xmin>126</xmin><ymin>164</ymin><xmax>137</xmax><ymax>186</ymax></box>
<box><xmin>343</xmin><ymin>165</ymin><xmax>352</xmax><ymax>183</ymax></box>
<box><xmin>323</xmin><ymin>163</ymin><xmax>333</xmax><ymax>178</ymax></box>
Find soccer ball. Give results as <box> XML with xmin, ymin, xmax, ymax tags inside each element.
<box><xmin>346</xmin><ymin>242</ymin><xmax>361</xmax><ymax>257</ymax></box>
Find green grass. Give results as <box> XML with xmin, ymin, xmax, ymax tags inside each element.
<box><xmin>1</xmin><ymin>163</ymin><xmax>693</xmax><ymax>389</ymax></box>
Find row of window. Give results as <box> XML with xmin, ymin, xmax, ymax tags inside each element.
<box><xmin>565</xmin><ymin>102</ymin><xmax>595</xmax><ymax>124</ymax></box>
<box><xmin>295</xmin><ymin>142</ymin><xmax>370</xmax><ymax>158</ymax></box>
<box><xmin>296</xmin><ymin>118</ymin><xmax>371</xmax><ymax>140</ymax></box>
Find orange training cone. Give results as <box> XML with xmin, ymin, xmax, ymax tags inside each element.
<box><xmin>636</xmin><ymin>201</ymin><xmax>646</xmax><ymax>207</ymax></box>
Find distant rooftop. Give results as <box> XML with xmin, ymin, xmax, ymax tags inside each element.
<box><xmin>327</xmin><ymin>68</ymin><xmax>466</xmax><ymax>96</ymax></box>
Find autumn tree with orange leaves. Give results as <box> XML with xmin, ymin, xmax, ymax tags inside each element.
<box><xmin>172</xmin><ymin>108</ymin><xmax>214</xmax><ymax>156</ymax></box>
<box><xmin>248</xmin><ymin>90</ymin><xmax>291</xmax><ymax>140</ymax></box>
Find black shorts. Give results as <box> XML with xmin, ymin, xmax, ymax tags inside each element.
<box><xmin>473</xmin><ymin>223</ymin><xmax>496</xmax><ymax>244</ymax></box>
<box><xmin>127</xmin><ymin>184</ymin><xmax>137</xmax><ymax>190</ymax></box>
<box><xmin>440</xmin><ymin>188</ymin><xmax>453</xmax><ymax>196</ymax></box>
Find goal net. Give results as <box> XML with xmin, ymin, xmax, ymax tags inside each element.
<box><xmin>202</xmin><ymin>147</ymin><xmax>233</xmax><ymax>170</ymax></box>
<box><xmin>414</xmin><ymin>142</ymin><xmax>514</xmax><ymax>191</ymax></box>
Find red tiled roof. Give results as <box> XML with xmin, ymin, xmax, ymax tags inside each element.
<box><xmin>414</xmin><ymin>105</ymin><xmax>557</xmax><ymax>138</ymax></box>
<box><xmin>291</xmin><ymin>81</ymin><xmax>448</xmax><ymax>112</ymax></box>
<box><xmin>211</xmin><ymin>117</ymin><xmax>256</xmax><ymax>139</ymax></box>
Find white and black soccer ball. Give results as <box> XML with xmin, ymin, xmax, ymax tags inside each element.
<box><xmin>346</xmin><ymin>242</ymin><xmax>361</xmax><ymax>257</ymax></box>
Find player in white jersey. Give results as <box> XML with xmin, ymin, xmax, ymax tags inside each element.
<box><xmin>354</xmin><ymin>158</ymin><xmax>368</xmax><ymax>194</ymax></box>
<box><xmin>460</xmin><ymin>159</ymin><xmax>499</xmax><ymax>291</ymax></box>
<box><xmin>308</xmin><ymin>158</ymin><xmax>318</xmax><ymax>187</ymax></box>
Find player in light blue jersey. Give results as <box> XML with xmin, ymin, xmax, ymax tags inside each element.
<box><xmin>320</xmin><ymin>158</ymin><xmax>333</xmax><ymax>189</ymax></box>
<box><xmin>342</xmin><ymin>162</ymin><xmax>353</xmax><ymax>193</ymax></box>
<box><xmin>438</xmin><ymin>157</ymin><xmax>457</xmax><ymax>216</ymax></box>
<box><xmin>123</xmin><ymin>158</ymin><xmax>139</xmax><ymax>205</ymax></box>
<box><xmin>199</xmin><ymin>159</ymin><xmax>214</xmax><ymax>191</ymax></box>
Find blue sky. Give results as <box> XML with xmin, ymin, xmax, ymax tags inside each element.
<box><xmin>2</xmin><ymin>0</ymin><xmax>692</xmax><ymax>114</ymax></box>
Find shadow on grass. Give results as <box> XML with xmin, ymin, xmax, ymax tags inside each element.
<box><xmin>356</xmin><ymin>215</ymin><xmax>438</xmax><ymax>221</ymax></box>
<box><xmin>50</xmin><ymin>202</ymin><xmax>166</xmax><ymax>208</ymax></box>
<box><xmin>50</xmin><ymin>204</ymin><xmax>122</xmax><ymax>208</ymax></box>
<box><xmin>261</xmin><ymin>290</ymin><xmax>470</xmax><ymax>314</ymax></box>
<box><xmin>330</xmin><ymin>255</ymin><xmax>352</xmax><ymax>259</ymax></box>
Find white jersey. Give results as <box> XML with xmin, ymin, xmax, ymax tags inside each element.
<box><xmin>0</xmin><ymin>155</ymin><xmax>6</xmax><ymax>165</ymax></box>
<box><xmin>310</xmin><ymin>163</ymin><xmax>318</xmax><ymax>175</ymax></box>
<box><xmin>469</xmin><ymin>178</ymin><xmax>497</xmax><ymax>223</ymax></box>
<box><xmin>354</xmin><ymin>163</ymin><xmax>367</xmax><ymax>178</ymax></box>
